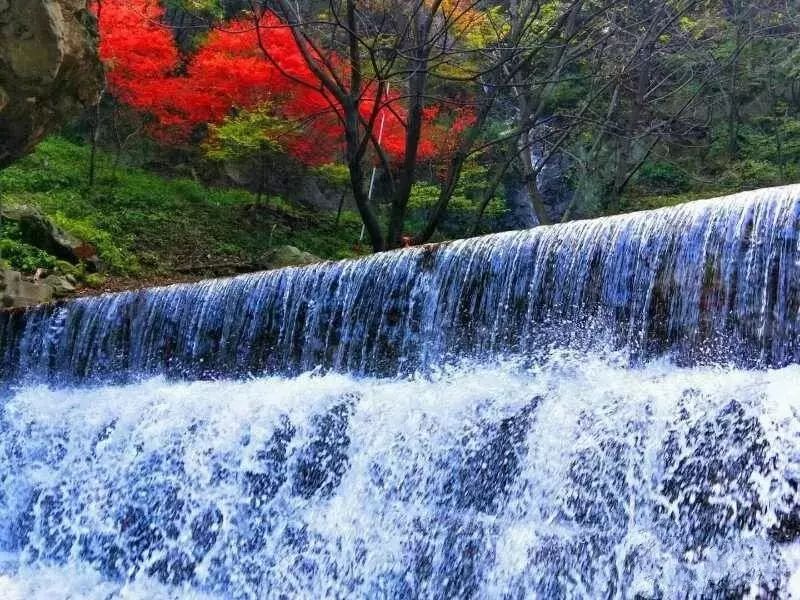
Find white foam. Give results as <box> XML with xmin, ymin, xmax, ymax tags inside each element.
<box><xmin>1</xmin><ymin>353</ymin><xmax>799</xmax><ymax>597</ymax></box>
<box><xmin>0</xmin><ymin>565</ymin><xmax>217</xmax><ymax>600</ymax></box>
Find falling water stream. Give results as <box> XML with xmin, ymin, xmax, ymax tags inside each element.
<box><xmin>2</xmin><ymin>186</ymin><xmax>800</xmax><ymax>598</ymax></box>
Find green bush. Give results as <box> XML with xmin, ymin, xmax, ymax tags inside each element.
<box><xmin>314</xmin><ymin>163</ymin><xmax>351</xmax><ymax>187</ymax></box>
<box><xmin>0</xmin><ymin>221</ymin><xmax>58</xmax><ymax>272</ymax></box>
<box><xmin>635</xmin><ymin>162</ymin><xmax>690</xmax><ymax>194</ymax></box>
<box><xmin>723</xmin><ymin>159</ymin><xmax>783</xmax><ymax>189</ymax></box>
<box><xmin>215</xmin><ymin>242</ymin><xmax>244</xmax><ymax>256</ymax></box>
<box><xmin>53</xmin><ymin>260</ymin><xmax>79</xmax><ymax>276</ymax></box>
<box><xmin>0</xmin><ymin>239</ymin><xmax>57</xmax><ymax>272</ymax></box>
<box><xmin>50</xmin><ymin>212</ymin><xmax>141</xmax><ymax>275</ymax></box>
<box><xmin>84</xmin><ymin>273</ymin><xmax>107</xmax><ymax>289</ymax></box>
<box><xmin>406</xmin><ymin>167</ymin><xmax>507</xmax><ymax>238</ymax></box>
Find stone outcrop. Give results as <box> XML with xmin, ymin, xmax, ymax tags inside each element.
<box><xmin>43</xmin><ymin>273</ymin><xmax>75</xmax><ymax>297</ymax></box>
<box><xmin>0</xmin><ymin>0</ymin><xmax>104</xmax><ymax>168</ymax></box>
<box><xmin>1</xmin><ymin>205</ymin><xmax>102</xmax><ymax>271</ymax></box>
<box><xmin>0</xmin><ymin>269</ymin><xmax>52</xmax><ymax>307</ymax></box>
<box><xmin>223</xmin><ymin>158</ymin><xmax>355</xmax><ymax>213</ymax></box>
<box><xmin>262</xmin><ymin>245</ymin><xmax>321</xmax><ymax>269</ymax></box>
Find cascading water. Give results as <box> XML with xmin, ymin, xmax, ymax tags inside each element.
<box><xmin>3</xmin><ymin>185</ymin><xmax>800</xmax><ymax>385</ymax></box>
<box><xmin>1</xmin><ymin>186</ymin><xmax>800</xmax><ymax>598</ymax></box>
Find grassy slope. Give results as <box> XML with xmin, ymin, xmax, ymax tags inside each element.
<box><xmin>0</xmin><ymin>137</ymin><xmax>758</xmax><ymax>292</ymax></box>
<box><xmin>0</xmin><ymin>137</ymin><xmax>365</xmax><ymax>282</ymax></box>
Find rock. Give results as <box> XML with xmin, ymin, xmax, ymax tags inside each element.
<box><xmin>42</xmin><ymin>274</ymin><xmax>75</xmax><ymax>297</ymax></box>
<box><xmin>223</xmin><ymin>157</ymin><xmax>354</xmax><ymax>213</ymax></box>
<box><xmin>262</xmin><ymin>246</ymin><xmax>322</xmax><ymax>269</ymax></box>
<box><xmin>0</xmin><ymin>268</ymin><xmax>52</xmax><ymax>307</ymax></box>
<box><xmin>503</xmin><ymin>182</ymin><xmax>538</xmax><ymax>229</ymax></box>
<box><xmin>0</xmin><ymin>0</ymin><xmax>104</xmax><ymax>168</ymax></box>
<box><xmin>1</xmin><ymin>205</ymin><xmax>102</xmax><ymax>271</ymax></box>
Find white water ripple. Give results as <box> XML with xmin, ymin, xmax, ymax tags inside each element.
<box><xmin>1</xmin><ymin>352</ymin><xmax>799</xmax><ymax>598</ymax></box>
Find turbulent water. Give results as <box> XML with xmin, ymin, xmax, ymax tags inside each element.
<box><xmin>2</xmin><ymin>186</ymin><xmax>800</xmax><ymax>598</ymax></box>
<box><xmin>2</xmin><ymin>355</ymin><xmax>800</xmax><ymax>598</ymax></box>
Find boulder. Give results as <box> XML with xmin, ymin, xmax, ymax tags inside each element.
<box><xmin>0</xmin><ymin>268</ymin><xmax>52</xmax><ymax>307</ymax></box>
<box><xmin>0</xmin><ymin>0</ymin><xmax>104</xmax><ymax>168</ymax></box>
<box><xmin>262</xmin><ymin>245</ymin><xmax>322</xmax><ymax>269</ymax></box>
<box><xmin>42</xmin><ymin>273</ymin><xmax>75</xmax><ymax>297</ymax></box>
<box><xmin>224</xmin><ymin>158</ymin><xmax>354</xmax><ymax>213</ymax></box>
<box><xmin>1</xmin><ymin>205</ymin><xmax>102</xmax><ymax>271</ymax></box>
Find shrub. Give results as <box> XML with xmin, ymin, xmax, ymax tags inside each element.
<box><xmin>0</xmin><ymin>239</ymin><xmax>57</xmax><ymax>272</ymax></box>
<box><xmin>721</xmin><ymin>160</ymin><xmax>783</xmax><ymax>189</ymax></box>
<box><xmin>635</xmin><ymin>162</ymin><xmax>690</xmax><ymax>194</ymax></box>
<box><xmin>84</xmin><ymin>273</ymin><xmax>107</xmax><ymax>288</ymax></box>
<box><xmin>50</xmin><ymin>212</ymin><xmax>141</xmax><ymax>275</ymax></box>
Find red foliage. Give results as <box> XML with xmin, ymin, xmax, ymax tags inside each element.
<box><xmin>95</xmin><ymin>0</ymin><xmax>179</xmax><ymax>138</ymax></box>
<box><xmin>95</xmin><ymin>1</ymin><xmax>473</xmax><ymax>167</ymax></box>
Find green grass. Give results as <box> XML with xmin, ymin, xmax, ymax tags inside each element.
<box><xmin>0</xmin><ymin>137</ymin><xmax>364</xmax><ymax>276</ymax></box>
<box><xmin>1</xmin><ymin>138</ymin><xmax>763</xmax><ymax>280</ymax></box>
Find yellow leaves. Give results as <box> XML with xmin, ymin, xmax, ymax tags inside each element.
<box><xmin>204</xmin><ymin>106</ymin><xmax>292</xmax><ymax>162</ymax></box>
<box><xmin>431</xmin><ymin>0</ymin><xmax>506</xmax><ymax>50</ymax></box>
<box><xmin>174</xmin><ymin>0</ymin><xmax>223</xmax><ymax>18</ymax></box>
<box><xmin>421</xmin><ymin>1</ymin><xmax>509</xmax><ymax>80</ymax></box>
<box><xmin>677</xmin><ymin>12</ymin><xmax>725</xmax><ymax>40</ymax></box>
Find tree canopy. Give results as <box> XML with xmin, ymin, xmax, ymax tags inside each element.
<box><xmin>92</xmin><ymin>0</ymin><xmax>800</xmax><ymax>250</ymax></box>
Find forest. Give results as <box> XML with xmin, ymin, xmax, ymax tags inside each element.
<box><xmin>2</xmin><ymin>0</ymin><xmax>800</xmax><ymax>290</ymax></box>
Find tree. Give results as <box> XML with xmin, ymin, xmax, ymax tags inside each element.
<box><xmin>204</xmin><ymin>107</ymin><xmax>293</xmax><ymax>204</ymax></box>
<box><xmin>95</xmin><ymin>0</ymin><xmax>800</xmax><ymax>243</ymax></box>
<box><xmin>95</xmin><ymin>0</ymin><xmax>473</xmax><ymax>250</ymax></box>
<box><xmin>551</xmin><ymin>0</ymin><xmax>717</xmax><ymax>217</ymax></box>
<box><xmin>232</xmin><ymin>0</ymin><xmax>484</xmax><ymax>250</ymax></box>
<box><xmin>262</xmin><ymin>0</ymin><xmax>620</xmax><ymax>247</ymax></box>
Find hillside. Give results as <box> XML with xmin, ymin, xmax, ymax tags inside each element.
<box><xmin>0</xmin><ymin>137</ymin><xmax>366</xmax><ymax>294</ymax></box>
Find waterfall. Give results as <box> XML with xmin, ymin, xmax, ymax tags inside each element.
<box><xmin>2</xmin><ymin>185</ymin><xmax>800</xmax><ymax>386</ymax></box>
<box><xmin>2</xmin><ymin>186</ymin><xmax>800</xmax><ymax>598</ymax></box>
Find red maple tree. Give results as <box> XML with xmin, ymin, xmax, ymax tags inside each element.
<box><xmin>94</xmin><ymin>1</ymin><xmax>471</xmax><ymax>167</ymax></box>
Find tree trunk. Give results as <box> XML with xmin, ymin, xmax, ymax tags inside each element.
<box><xmin>727</xmin><ymin>0</ymin><xmax>744</xmax><ymax>160</ymax></box>
<box><xmin>88</xmin><ymin>92</ymin><xmax>104</xmax><ymax>190</ymax></box>
<box><xmin>387</xmin><ymin>7</ymin><xmax>438</xmax><ymax>249</ymax></box>
<box><xmin>345</xmin><ymin>104</ymin><xmax>385</xmax><ymax>252</ymax></box>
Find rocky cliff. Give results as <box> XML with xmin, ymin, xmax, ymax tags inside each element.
<box><xmin>0</xmin><ymin>0</ymin><xmax>103</xmax><ymax>168</ymax></box>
